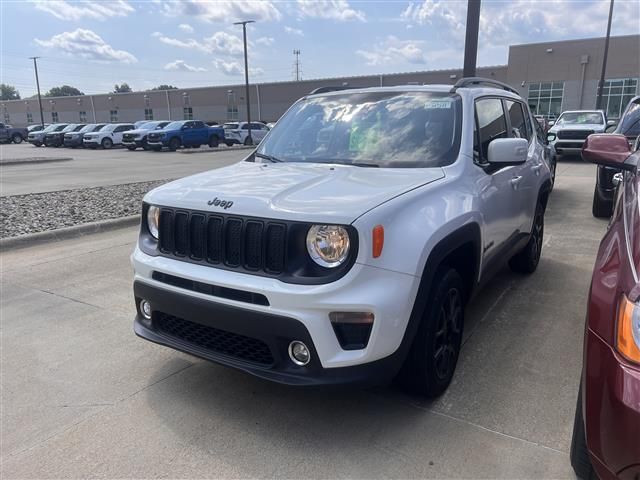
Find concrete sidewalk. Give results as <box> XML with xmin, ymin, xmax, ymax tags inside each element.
<box><xmin>0</xmin><ymin>160</ymin><xmax>600</xmax><ymax>478</ymax></box>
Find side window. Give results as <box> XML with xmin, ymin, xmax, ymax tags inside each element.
<box><xmin>241</xmin><ymin>124</ymin><xmax>249</xmax><ymax>130</ymax></box>
<box><xmin>475</xmin><ymin>98</ymin><xmax>508</xmax><ymax>161</ymax></box>
<box><xmin>192</xmin><ymin>121</ymin><xmax>205</xmax><ymax>129</ymax></box>
<box><xmin>506</xmin><ymin>100</ymin><xmax>529</xmax><ymax>141</ymax></box>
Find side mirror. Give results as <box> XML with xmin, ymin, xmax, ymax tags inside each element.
<box><xmin>548</xmin><ymin>120</ymin><xmax>555</xmax><ymax>126</ymax></box>
<box><xmin>605</xmin><ymin>125</ymin><xmax>617</xmax><ymax>133</ymax></box>
<box><xmin>607</xmin><ymin>120</ymin><xmax>617</xmax><ymax>126</ymax></box>
<box><xmin>488</xmin><ymin>138</ymin><xmax>528</xmax><ymax>166</ymax></box>
<box><xmin>181</xmin><ymin>125</ymin><xmax>188</xmax><ymax>130</ymax></box>
<box><xmin>582</xmin><ymin>134</ymin><xmax>633</xmax><ymax>171</ymax></box>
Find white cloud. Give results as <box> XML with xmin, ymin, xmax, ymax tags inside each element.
<box><xmin>153</xmin><ymin>31</ymin><xmax>244</xmax><ymax>56</ymax></box>
<box><xmin>256</xmin><ymin>36</ymin><xmax>275</xmax><ymax>47</ymax></box>
<box><xmin>35</xmin><ymin>28</ymin><xmax>137</xmax><ymax>63</ymax></box>
<box><xmin>158</xmin><ymin>0</ymin><xmax>281</xmax><ymax>22</ymax></box>
<box><xmin>401</xmin><ymin>0</ymin><xmax>640</xmax><ymax>47</ymax></box>
<box><xmin>31</xmin><ymin>0</ymin><xmax>134</xmax><ymax>20</ymax></box>
<box><xmin>164</xmin><ymin>59</ymin><xmax>207</xmax><ymax>72</ymax></box>
<box><xmin>284</xmin><ymin>26</ymin><xmax>304</xmax><ymax>36</ymax></box>
<box><xmin>178</xmin><ymin>23</ymin><xmax>194</xmax><ymax>33</ymax></box>
<box><xmin>356</xmin><ymin>36</ymin><xmax>426</xmax><ymax>66</ymax></box>
<box><xmin>297</xmin><ymin>0</ymin><xmax>365</xmax><ymax>22</ymax></box>
<box><xmin>213</xmin><ymin>59</ymin><xmax>263</xmax><ymax>77</ymax></box>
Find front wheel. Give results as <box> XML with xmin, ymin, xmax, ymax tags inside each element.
<box><xmin>592</xmin><ymin>185</ymin><xmax>613</xmax><ymax>218</ymax></box>
<box><xmin>208</xmin><ymin>135</ymin><xmax>219</xmax><ymax>148</ymax></box>
<box><xmin>225</xmin><ymin>141</ymin><xmax>234</xmax><ymax>147</ymax></box>
<box><xmin>168</xmin><ymin>137</ymin><xmax>180</xmax><ymax>151</ymax></box>
<box><xmin>101</xmin><ymin>137</ymin><xmax>113</xmax><ymax>149</ymax></box>
<box><xmin>398</xmin><ymin>268</ymin><xmax>465</xmax><ymax>398</ymax></box>
<box><xmin>570</xmin><ymin>381</ymin><xmax>596</xmax><ymax>479</ymax></box>
<box><xmin>509</xmin><ymin>202</ymin><xmax>544</xmax><ymax>274</ymax></box>
<box><xmin>127</xmin><ymin>146</ymin><xmax>136</xmax><ymax>151</ymax></box>
<box><xmin>12</xmin><ymin>134</ymin><xmax>23</xmax><ymax>144</ymax></box>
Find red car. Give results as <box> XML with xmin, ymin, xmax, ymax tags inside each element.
<box><xmin>571</xmin><ymin>133</ymin><xmax>640</xmax><ymax>479</ymax></box>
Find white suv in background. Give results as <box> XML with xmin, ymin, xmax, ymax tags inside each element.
<box><xmin>132</xmin><ymin>78</ymin><xmax>551</xmax><ymax>397</ymax></box>
<box><xmin>223</xmin><ymin>121</ymin><xmax>270</xmax><ymax>146</ymax></box>
<box><xmin>83</xmin><ymin>123</ymin><xmax>135</xmax><ymax>149</ymax></box>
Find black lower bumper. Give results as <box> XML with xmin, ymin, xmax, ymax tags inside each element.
<box><xmin>133</xmin><ymin>281</ymin><xmax>401</xmax><ymax>386</ymax></box>
<box><xmin>64</xmin><ymin>139</ymin><xmax>83</xmax><ymax>147</ymax></box>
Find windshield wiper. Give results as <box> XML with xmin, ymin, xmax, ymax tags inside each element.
<box><xmin>350</xmin><ymin>162</ymin><xmax>379</xmax><ymax>168</ymax></box>
<box><xmin>255</xmin><ymin>152</ymin><xmax>283</xmax><ymax>163</ymax></box>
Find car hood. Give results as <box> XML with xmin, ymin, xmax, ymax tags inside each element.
<box><xmin>151</xmin><ymin>128</ymin><xmax>179</xmax><ymax>135</ymax></box>
<box><xmin>124</xmin><ymin>129</ymin><xmax>151</xmax><ymax>135</ymax></box>
<box><xmin>549</xmin><ymin>123</ymin><xmax>605</xmax><ymax>133</ymax></box>
<box><xmin>145</xmin><ymin>161</ymin><xmax>445</xmax><ymax>224</ymax></box>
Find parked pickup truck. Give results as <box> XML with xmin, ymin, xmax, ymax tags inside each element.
<box><xmin>0</xmin><ymin>123</ymin><xmax>28</xmax><ymax>144</ymax></box>
<box><xmin>146</xmin><ymin>120</ymin><xmax>225</xmax><ymax>151</ymax></box>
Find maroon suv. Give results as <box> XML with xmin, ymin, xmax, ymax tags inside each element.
<box><xmin>571</xmin><ymin>133</ymin><xmax>640</xmax><ymax>479</ymax></box>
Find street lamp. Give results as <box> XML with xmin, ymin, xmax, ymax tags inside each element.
<box><xmin>234</xmin><ymin>20</ymin><xmax>255</xmax><ymax>145</ymax></box>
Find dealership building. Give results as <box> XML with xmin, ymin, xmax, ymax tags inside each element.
<box><xmin>2</xmin><ymin>34</ymin><xmax>638</xmax><ymax>127</ymax></box>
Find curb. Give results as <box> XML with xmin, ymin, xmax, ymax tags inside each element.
<box><xmin>1</xmin><ymin>157</ymin><xmax>73</xmax><ymax>166</ymax></box>
<box><xmin>179</xmin><ymin>146</ymin><xmax>255</xmax><ymax>154</ymax></box>
<box><xmin>1</xmin><ymin>215</ymin><xmax>140</xmax><ymax>252</ymax></box>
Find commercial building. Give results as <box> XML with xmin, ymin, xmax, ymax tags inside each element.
<box><xmin>2</xmin><ymin>34</ymin><xmax>638</xmax><ymax>127</ymax></box>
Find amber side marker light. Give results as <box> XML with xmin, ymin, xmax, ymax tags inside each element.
<box><xmin>372</xmin><ymin>225</ymin><xmax>384</xmax><ymax>258</ymax></box>
<box><xmin>617</xmin><ymin>294</ymin><xmax>640</xmax><ymax>364</ymax></box>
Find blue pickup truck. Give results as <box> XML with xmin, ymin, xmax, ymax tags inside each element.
<box><xmin>146</xmin><ymin>120</ymin><xmax>225</xmax><ymax>151</ymax></box>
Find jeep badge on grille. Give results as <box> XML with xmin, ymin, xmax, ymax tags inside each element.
<box><xmin>207</xmin><ymin>197</ymin><xmax>234</xmax><ymax>210</ymax></box>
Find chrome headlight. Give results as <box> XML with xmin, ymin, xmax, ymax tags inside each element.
<box><xmin>147</xmin><ymin>205</ymin><xmax>160</xmax><ymax>239</ymax></box>
<box><xmin>547</xmin><ymin>133</ymin><xmax>556</xmax><ymax>142</ymax></box>
<box><xmin>306</xmin><ymin>225</ymin><xmax>350</xmax><ymax>268</ymax></box>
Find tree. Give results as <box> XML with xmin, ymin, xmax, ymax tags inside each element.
<box><xmin>151</xmin><ymin>84</ymin><xmax>178</xmax><ymax>91</ymax></box>
<box><xmin>45</xmin><ymin>85</ymin><xmax>84</xmax><ymax>97</ymax></box>
<box><xmin>113</xmin><ymin>83</ymin><xmax>132</xmax><ymax>93</ymax></box>
<box><xmin>0</xmin><ymin>84</ymin><xmax>21</xmax><ymax>100</ymax></box>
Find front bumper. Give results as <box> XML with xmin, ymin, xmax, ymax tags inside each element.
<box><xmin>584</xmin><ymin>328</ymin><xmax>640</xmax><ymax>479</ymax></box>
<box><xmin>123</xmin><ymin>139</ymin><xmax>144</xmax><ymax>148</ymax></box>
<box><xmin>551</xmin><ymin>140</ymin><xmax>585</xmax><ymax>154</ymax></box>
<box><xmin>63</xmin><ymin>137</ymin><xmax>83</xmax><ymax>147</ymax></box>
<box><xmin>131</xmin><ymin>246</ymin><xmax>419</xmax><ymax>384</ymax></box>
<box><xmin>83</xmin><ymin>139</ymin><xmax>100</xmax><ymax>147</ymax></box>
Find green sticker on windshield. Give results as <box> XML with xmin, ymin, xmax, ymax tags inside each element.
<box><xmin>424</xmin><ymin>100</ymin><xmax>452</xmax><ymax>109</ymax></box>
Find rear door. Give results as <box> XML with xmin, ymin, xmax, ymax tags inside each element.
<box><xmin>0</xmin><ymin>123</ymin><xmax>7</xmax><ymax>142</ymax></box>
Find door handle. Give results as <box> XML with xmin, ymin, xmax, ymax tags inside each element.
<box><xmin>532</xmin><ymin>164</ymin><xmax>542</xmax><ymax>172</ymax></box>
<box><xmin>510</xmin><ymin>175</ymin><xmax>523</xmax><ymax>188</ymax></box>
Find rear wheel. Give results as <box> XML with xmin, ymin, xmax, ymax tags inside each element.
<box><xmin>168</xmin><ymin>137</ymin><xmax>181</xmax><ymax>151</ymax></box>
<box><xmin>208</xmin><ymin>135</ymin><xmax>219</xmax><ymax>148</ymax></box>
<box><xmin>398</xmin><ymin>268</ymin><xmax>465</xmax><ymax>398</ymax></box>
<box><xmin>127</xmin><ymin>146</ymin><xmax>136</xmax><ymax>151</ymax></box>
<box><xmin>101</xmin><ymin>137</ymin><xmax>113</xmax><ymax>149</ymax></box>
<box><xmin>225</xmin><ymin>141</ymin><xmax>234</xmax><ymax>147</ymax></box>
<box><xmin>12</xmin><ymin>134</ymin><xmax>23</xmax><ymax>144</ymax></box>
<box><xmin>509</xmin><ymin>202</ymin><xmax>544</xmax><ymax>274</ymax></box>
<box><xmin>570</xmin><ymin>380</ymin><xmax>596</xmax><ymax>479</ymax></box>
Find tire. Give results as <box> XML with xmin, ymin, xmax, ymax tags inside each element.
<box><xmin>592</xmin><ymin>185</ymin><xmax>612</xmax><ymax>218</ymax></box>
<box><xmin>127</xmin><ymin>146</ymin><xmax>136</xmax><ymax>151</ymax></box>
<box><xmin>225</xmin><ymin>141</ymin><xmax>233</xmax><ymax>147</ymax></box>
<box><xmin>570</xmin><ymin>380</ymin><xmax>596</xmax><ymax>479</ymax></box>
<box><xmin>33</xmin><ymin>142</ymin><xmax>42</xmax><ymax>147</ymax></box>
<box><xmin>208</xmin><ymin>135</ymin><xmax>219</xmax><ymax>148</ymax></box>
<box><xmin>398</xmin><ymin>268</ymin><xmax>465</xmax><ymax>398</ymax></box>
<box><xmin>509</xmin><ymin>202</ymin><xmax>544</xmax><ymax>274</ymax></box>
<box><xmin>168</xmin><ymin>137</ymin><xmax>180</xmax><ymax>151</ymax></box>
<box><xmin>12</xmin><ymin>134</ymin><xmax>23</xmax><ymax>144</ymax></box>
<box><xmin>101</xmin><ymin>137</ymin><xmax>113</xmax><ymax>149</ymax></box>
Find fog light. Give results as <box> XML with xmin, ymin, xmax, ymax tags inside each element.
<box><xmin>288</xmin><ymin>341</ymin><xmax>310</xmax><ymax>366</ymax></box>
<box><xmin>140</xmin><ymin>299</ymin><xmax>152</xmax><ymax>320</ymax></box>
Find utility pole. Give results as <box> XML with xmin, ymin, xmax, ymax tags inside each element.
<box><xmin>462</xmin><ymin>0</ymin><xmax>481</xmax><ymax>78</ymax></box>
<box><xmin>293</xmin><ymin>49</ymin><xmax>301</xmax><ymax>81</ymax></box>
<box><xmin>234</xmin><ymin>20</ymin><xmax>255</xmax><ymax>145</ymax></box>
<box><xmin>29</xmin><ymin>56</ymin><xmax>45</xmax><ymax>126</ymax></box>
<box><xmin>596</xmin><ymin>0</ymin><xmax>614</xmax><ymax>111</ymax></box>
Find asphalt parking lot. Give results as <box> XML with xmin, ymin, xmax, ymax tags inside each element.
<box><xmin>0</xmin><ymin>143</ymin><xmax>248</xmax><ymax>196</ymax></box>
<box><xmin>0</xmin><ymin>158</ymin><xmax>603</xmax><ymax>478</ymax></box>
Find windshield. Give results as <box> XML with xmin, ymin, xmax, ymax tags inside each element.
<box><xmin>142</xmin><ymin>121</ymin><xmax>169</xmax><ymax>130</ymax></box>
<box><xmin>61</xmin><ymin>124</ymin><xmax>78</xmax><ymax>132</ymax></box>
<box><xmin>557</xmin><ymin>112</ymin><xmax>604</xmax><ymax>125</ymax></box>
<box><xmin>164</xmin><ymin>121</ymin><xmax>185</xmax><ymax>130</ymax></box>
<box><xmin>257</xmin><ymin>91</ymin><xmax>462</xmax><ymax>168</ymax></box>
<box><xmin>42</xmin><ymin>124</ymin><xmax>58</xmax><ymax>132</ymax></box>
<box><xmin>79</xmin><ymin>124</ymin><xmax>96</xmax><ymax>133</ymax></box>
<box><xmin>101</xmin><ymin>124</ymin><xmax>117</xmax><ymax>132</ymax></box>
<box><xmin>224</xmin><ymin>123</ymin><xmax>239</xmax><ymax>129</ymax></box>
<box><xmin>619</xmin><ymin>100</ymin><xmax>640</xmax><ymax>137</ymax></box>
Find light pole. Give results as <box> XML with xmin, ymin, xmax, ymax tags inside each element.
<box><xmin>462</xmin><ymin>0</ymin><xmax>481</xmax><ymax>78</ymax></box>
<box><xmin>596</xmin><ymin>0</ymin><xmax>614</xmax><ymax>111</ymax></box>
<box><xmin>29</xmin><ymin>56</ymin><xmax>45</xmax><ymax>127</ymax></box>
<box><xmin>234</xmin><ymin>20</ymin><xmax>255</xmax><ymax>145</ymax></box>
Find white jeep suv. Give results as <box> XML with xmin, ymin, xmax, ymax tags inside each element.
<box><xmin>83</xmin><ymin>123</ymin><xmax>135</xmax><ymax>149</ymax></box>
<box><xmin>132</xmin><ymin>78</ymin><xmax>552</xmax><ymax>397</ymax></box>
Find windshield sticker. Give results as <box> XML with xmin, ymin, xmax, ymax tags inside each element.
<box><xmin>424</xmin><ymin>100</ymin><xmax>453</xmax><ymax>109</ymax></box>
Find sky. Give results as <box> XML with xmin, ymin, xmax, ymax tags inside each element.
<box><xmin>1</xmin><ymin>0</ymin><xmax>639</xmax><ymax>97</ymax></box>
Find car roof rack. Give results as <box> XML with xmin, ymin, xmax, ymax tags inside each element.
<box><xmin>309</xmin><ymin>85</ymin><xmax>355</xmax><ymax>95</ymax></box>
<box><xmin>450</xmin><ymin>77</ymin><xmax>519</xmax><ymax>95</ymax></box>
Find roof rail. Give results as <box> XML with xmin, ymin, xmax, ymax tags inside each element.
<box><xmin>309</xmin><ymin>85</ymin><xmax>354</xmax><ymax>95</ymax></box>
<box><xmin>450</xmin><ymin>77</ymin><xmax>519</xmax><ymax>95</ymax></box>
